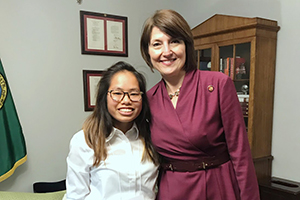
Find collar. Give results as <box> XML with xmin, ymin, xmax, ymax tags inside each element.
<box><xmin>106</xmin><ymin>123</ymin><xmax>139</xmax><ymax>142</ymax></box>
<box><xmin>147</xmin><ymin>70</ymin><xmax>196</xmax><ymax>98</ymax></box>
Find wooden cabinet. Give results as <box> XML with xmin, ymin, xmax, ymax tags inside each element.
<box><xmin>192</xmin><ymin>14</ymin><xmax>280</xmax><ymax>181</ymax></box>
<box><xmin>259</xmin><ymin>177</ymin><xmax>300</xmax><ymax>200</ymax></box>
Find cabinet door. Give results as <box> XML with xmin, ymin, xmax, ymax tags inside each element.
<box><xmin>219</xmin><ymin>42</ymin><xmax>251</xmax><ymax>129</ymax></box>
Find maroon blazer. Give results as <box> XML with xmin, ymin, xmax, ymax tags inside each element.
<box><xmin>147</xmin><ymin>69</ymin><xmax>260</xmax><ymax>200</ymax></box>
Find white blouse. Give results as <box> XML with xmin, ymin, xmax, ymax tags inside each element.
<box><xmin>65</xmin><ymin>124</ymin><xmax>159</xmax><ymax>200</ymax></box>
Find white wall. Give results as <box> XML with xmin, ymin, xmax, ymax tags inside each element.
<box><xmin>0</xmin><ymin>0</ymin><xmax>299</xmax><ymax>192</ymax></box>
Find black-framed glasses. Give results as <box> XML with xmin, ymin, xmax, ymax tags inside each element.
<box><xmin>108</xmin><ymin>90</ymin><xmax>143</xmax><ymax>102</ymax></box>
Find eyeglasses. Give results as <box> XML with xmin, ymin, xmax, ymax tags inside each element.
<box><xmin>108</xmin><ymin>90</ymin><xmax>143</xmax><ymax>102</ymax></box>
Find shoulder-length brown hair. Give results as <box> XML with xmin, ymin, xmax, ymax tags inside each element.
<box><xmin>140</xmin><ymin>9</ymin><xmax>197</xmax><ymax>72</ymax></box>
<box><xmin>83</xmin><ymin>61</ymin><xmax>158</xmax><ymax>166</ymax></box>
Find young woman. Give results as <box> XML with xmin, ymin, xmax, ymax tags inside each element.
<box><xmin>65</xmin><ymin>61</ymin><xmax>159</xmax><ymax>200</ymax></box>
<box><xmin>140</xmin><ymin>9</ymin><xmax>260</xmax><ymax>200</ymax></box>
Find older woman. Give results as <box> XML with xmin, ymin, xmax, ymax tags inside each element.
<box><xmin>140</xmin><ymin>9</ymin><xmax>260</xmax><ymax>200</ymax></box>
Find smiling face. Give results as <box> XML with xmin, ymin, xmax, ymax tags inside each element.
<box><xmin>148</xmin><ymin>26</ymin><xmax>186</xmax><ymax>79</ymax></box>
<box><xmin>107</xmin><ymin>70</ymin><xmax>142</xmax><ymax>133</ymax></box>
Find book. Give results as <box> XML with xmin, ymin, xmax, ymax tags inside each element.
<box><xmin>238</xmin><ymin>94</ymin><xmax>249</xmax><ymax>116</ymax></box>
<box><xmin>223</xmin><ymin>57</ymin><xmax>233</xmax><ymax>78</ymax></box>
<box><xmin>230</xmin><ymin>57</ymin><xmax>234</xmax><ymax>79</ymax></box>
<box><xmin>223</xmin><ymin>57</ymin><xmax>246</xmax><ymax>79</ymax></box>
<box><xmin>224</xmin><ymin>57</ymin><xmax>230</xmax><ymax>76</ymax></box>
<box><xmin>219</xmin><ymin>58</ymin><xmax>223</xmax><ymax>73</ymax></box>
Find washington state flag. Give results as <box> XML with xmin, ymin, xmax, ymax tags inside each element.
<box><xmin>0</xmin><ymin>59</ymin><xmax>27</xmax><ymax>182</ymax></box>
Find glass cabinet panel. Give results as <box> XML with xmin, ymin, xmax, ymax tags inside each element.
<box><xmin>219</xmin><ymin>42</ymin><xmax>251</xmax><ymax>129</ymax></box>
<box><xmin>235</xmin><ymin>43</ymin><xmax>251</xmax><ymax>129</ymax></box>
<box><xmin>195</xmin><ymin>48</ymin><xmax>211</xmax><ymax>71</ymax></box>
<box><xmin>235</xmin><ymin>43</ymin><xmax>250</xmax><ymax>92</ymax></box>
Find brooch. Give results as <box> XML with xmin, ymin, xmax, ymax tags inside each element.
<box><xmin>207</xmin><ymin>85</ymin><xmax>214</xmax><ymax>92</ymax></box>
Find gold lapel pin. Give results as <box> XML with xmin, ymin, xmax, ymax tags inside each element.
<box><xmin>207</xmin><ymin>85</ymin><xmax>214</xmax><ymax>92</ymax></box>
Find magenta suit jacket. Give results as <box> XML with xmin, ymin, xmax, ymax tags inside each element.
<box><xmin>147</xmin><ymin>69</ymin><xmax>260</xmax><ymax>200</ymax></box>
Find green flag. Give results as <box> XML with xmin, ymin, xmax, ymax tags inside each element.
<box><xmin>0</xmin><ymin>59</ymin><xmax>27</xmax><ymax>182</ymax></box>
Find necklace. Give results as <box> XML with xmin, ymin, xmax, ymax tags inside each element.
<box><xmin>168</xmin><ymin>87</ymin><xmax>181</xmax><ymax>99</ymax></box>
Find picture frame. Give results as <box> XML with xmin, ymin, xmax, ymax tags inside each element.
<box><xmin>80</xmin><ymin>10</ymin><xmax>128</xmax><ymax>57</ymax></box>
<box><xmin>83</xmin><ymin>70</ymin><xmax>104</xmax><ymax>111</ymax></box>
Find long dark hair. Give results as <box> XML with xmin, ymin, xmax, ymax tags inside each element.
<box><xmin>140</xmin><ymin>9</ymin><xmax>197</xmax><ymax>72</ymax></box>
<box><xmin>83</xmin><ymin>61</ymin><xmax>158</xmax><ymax>166</ymax></box>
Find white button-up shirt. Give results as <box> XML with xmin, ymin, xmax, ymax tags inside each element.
<box><xmin>65</xmin><ymin>124</ymin><xmax>159</xmax><ymax>200</ymax></box>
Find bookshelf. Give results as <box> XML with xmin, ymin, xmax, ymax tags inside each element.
<box><xmin>192</xmin><ymin>14</ymin><xmax>280</xmax><ymax>182</ymax></box>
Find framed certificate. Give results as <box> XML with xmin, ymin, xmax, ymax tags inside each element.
<box><xmin>80</xmin><ymin>10</ymin><xmax>128</xmax><ymax>57</ymax></box>
<box><xmin>83</xmin><ymin>70</ymin><xmax>104</xmax><ymax>111</ymax></box>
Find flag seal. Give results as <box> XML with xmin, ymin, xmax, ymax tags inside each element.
<box><xmin>0</xmin><ymin>73</ymin><xmax>7</xmax><ymax>109</ymax></box>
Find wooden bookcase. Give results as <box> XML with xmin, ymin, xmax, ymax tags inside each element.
<box><xmin>191</xmin><ymin>14</ymin><xmax>280</xmax><ymax>181</ymax></box>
